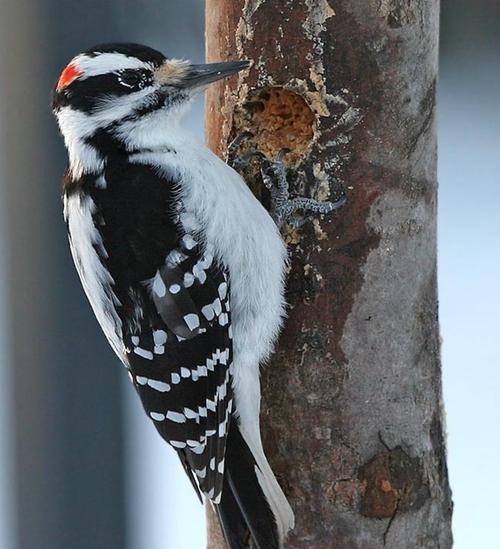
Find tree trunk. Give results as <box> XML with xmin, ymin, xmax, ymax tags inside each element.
<box><xmin>205</xmin><ymin>1</ymin><xmax>452</xmax><ymax>547</ymax></box>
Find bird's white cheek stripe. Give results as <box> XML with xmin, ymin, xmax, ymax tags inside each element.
<box><xmin>72</xmin><ymin>52</ymin><xmax>153</xmax><ymax>79</ymax></box>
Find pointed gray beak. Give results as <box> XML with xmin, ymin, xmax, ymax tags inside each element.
<box><xmin>180</xmin><ymin>60</ymin><xmax>250</xmax><ymax>88</ymax></box>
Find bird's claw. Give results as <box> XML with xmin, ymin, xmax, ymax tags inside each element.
<box><xmin>260</xmin><ymin>148</ymin><xmax>346</xmax><ymax>227</ymax></box>
<box><xmin>227</xmin><ymin>136</ymin><xmax>346</xmax><ymax>227</ymax></box>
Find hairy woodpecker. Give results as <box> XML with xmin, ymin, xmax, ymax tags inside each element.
<box><xmin>53</xmin><ymin>43</ymin><xmax>344</xmax><ymax>549</ymax></box>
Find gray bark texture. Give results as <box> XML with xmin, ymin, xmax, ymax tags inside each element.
<box><xmin>205</xmin><ymin>1</ymin><xmax>453</xmax><ymax>547</ymax></box>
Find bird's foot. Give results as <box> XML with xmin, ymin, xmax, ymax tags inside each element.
<box><xmin>227</xmin><ymin>134</ymin><xmax>346</xmax><ymax>227</ymax></box>
<box><xmin>260</xmin><ymin>149</ymin><xmax>346</xmax><ymax>228</ymax></box>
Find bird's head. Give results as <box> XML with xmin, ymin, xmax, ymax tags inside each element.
<box><xmin>52</xmin><ymin>43</ymin><xmax>249</xmax><ymax>173</ymax></box>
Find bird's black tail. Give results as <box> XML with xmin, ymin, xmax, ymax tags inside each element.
<box><xmin>214</xmin><ymin>420</ymin><xmax>294</xmax><ymax>549</ymax></box>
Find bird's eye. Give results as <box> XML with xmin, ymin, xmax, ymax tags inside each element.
<box><xmin>116</xmin><ymin>69</ymin><xmax>153</xmax><ymax>90</ymax></box>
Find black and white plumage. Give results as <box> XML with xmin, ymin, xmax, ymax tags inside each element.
<box><xmin>53</xmin><ymin>43</ymin><xmax>294</xmax><ymax>548</ymax></box>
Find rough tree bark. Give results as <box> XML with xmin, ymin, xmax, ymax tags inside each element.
<box><xmin>205</xmin><ymin>1</ymin><xmax>452</xmax><ymax>547</ymax></box>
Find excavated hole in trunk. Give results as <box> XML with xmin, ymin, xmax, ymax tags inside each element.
<box><xmin>234</xmin><ymin>87</ymin><xmax>316</xmax><ymax>167</ymax></box>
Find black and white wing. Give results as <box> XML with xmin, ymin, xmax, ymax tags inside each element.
<box><xmin>72</xmin><ymin>158</ymin><xmax>234</xmax><ymax>503</ymax></box>
<box><xmin>124</xmin><ymin>243</ymin><xmax>233</xmax><ymax>503</ymax></box>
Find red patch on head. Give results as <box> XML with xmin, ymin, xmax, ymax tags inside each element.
<box><xmin>56</xmin><ymin>63</ymin><xmax>83</xmax><ymax>91</ymax></box>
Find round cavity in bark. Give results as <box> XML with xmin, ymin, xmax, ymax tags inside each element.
<box><xmin>234</xmin><ymin>87</ymin><xmax>316</xmax><ymax>166</ymax></box>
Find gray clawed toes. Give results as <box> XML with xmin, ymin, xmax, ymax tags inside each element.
<box><xmin>227</xmin><ymin>138</ymin><xmax>346</xmax><ymax>227</ymax></box>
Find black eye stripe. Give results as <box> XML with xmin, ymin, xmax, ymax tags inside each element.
<box><xmin>116</xmin><ymin>69</ymin><xmax>154</xmax><ymax>90</ymax></box>
<box><xmin>53</xmin><ymin>70</ymin><xmax>155</xmax><ymax>112</ymax></box>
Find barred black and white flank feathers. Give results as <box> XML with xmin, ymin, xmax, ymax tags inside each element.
<box><xmin>53</xmin><ymin>43</ymin><xmax>294</xmax><ymax>548</ymax></box>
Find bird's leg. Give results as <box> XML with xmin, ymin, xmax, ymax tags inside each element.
<box><xmin>227</xmin><ymin>136</ymin><xmax>346</xmax><ymax>227</ymax></box>
<box><xmin>260</xmin><ymin>149</ymin><xmax>347</xmax><ymax>227</ymax></box>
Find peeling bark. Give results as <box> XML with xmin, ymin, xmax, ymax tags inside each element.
<box><xmin>205</xmin><ymin>1</ymin><xmax>452</xmax><ymax>547</ymax></box>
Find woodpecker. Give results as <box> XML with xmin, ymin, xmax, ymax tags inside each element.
<box><xmin>53</xmin><ymin>43</ymin><xmax>344</xmax><ymax>549</ymax></box>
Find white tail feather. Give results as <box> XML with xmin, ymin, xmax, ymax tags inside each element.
<box><xmin>240</xmin><ymin>425</ymin><xmax>295</xmax><ymax>545</ymax></box>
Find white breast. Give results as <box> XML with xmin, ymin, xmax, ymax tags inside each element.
<box><xmin>183</xmin><ymin>151</ymin><xmax>288</xmax><ymax>368</ymax></box>
<box><xmin>64</xmin><ymin>192</ymin><xmax>124</xmax><ymax>360</ymax></box>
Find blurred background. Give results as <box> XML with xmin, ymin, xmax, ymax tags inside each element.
<box><xmin>0</xmin><ymin>1</ymin><xmax>498</xmax><ymax>548</ymax></box>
